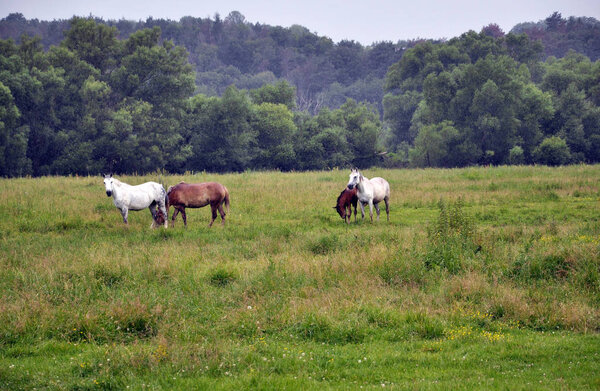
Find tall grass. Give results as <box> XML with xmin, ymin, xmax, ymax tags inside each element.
<box><xmin>0</xmin><ymin>166</ymin><xmax>599</xmax><ymax>389</ymax></box>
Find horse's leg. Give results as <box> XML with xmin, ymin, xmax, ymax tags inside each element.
<box><xmin>180</xmin><ymin>207</ymin><xmax>187</xmax><ymax>227</ymax></box>
<box><xmin>208</xmin><ymin>204</ymin><xmax>218</xmax><ymax>227</ymax></box>
<box><xmin>353</xmin><ymin>203</ymin><xmax>357</xmax><ymax>223</ymax></box>
<box><xmin>384</xmin><ymin>197</ymin><xmax>390</xmax><ymax>222</ymax></box>
<box><xmin>218</xmin><ymin>203</ymin><xmax>226</xmax><ymax>226</ymax></box>
<box><xmin>345</xmin><ymin>205</ymin><xmax>351</xmax><ymax>224</ymax></box>
<box><xmin>120</xmin><ymin>208</ymin><xmax>129</xmax><ymax>225</ymax></box>
<box><xmin>359</xmin><ymin>202</ymin><xmax>366</xmax><ymax>220</ymax></box>
<box><xmin>170</xmin><ymin>207</ymin><xmax>180</xmax><ymax>227</ymax></box>
<box><xmin>158</xmin><ymin>199</ymin><xmax>168</xmax><ymax>228</ymax></box>
<box><xmin>149</xmin><ymin>203</ymin><xmax>157</xmax><ymax>228</ymax></box>
<box><xmin>374</xmin><ymin>203</ymin><xmax>381</xmax><ymax>221</ymax></box>
<box><xmin>368</xmin><ymin>200</ymin><xmax>374</xmax><ymax>222</ymax></box>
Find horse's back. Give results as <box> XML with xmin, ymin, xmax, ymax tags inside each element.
<box><xmin>370</xmin><ymin>177</ymin><xmax>390</xmax><ymax>202</ymax></box>
<box><xmin>343</xmin><ymin>188</ymin><xmax>358</xmax><ymax>206</ymax></box>
<box><xmin>119</xmin><ymin>181</ymin><xmax>165</xmax><ymax>210</ymax></box>
<box><xmin>168</xmin><ymin>182</ymin><xmax>227</xmax><ymax>207</ymax></box>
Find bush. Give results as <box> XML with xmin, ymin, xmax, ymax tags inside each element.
<box><xmin>533</xmin><ymin>136</ymin><xmax>571</xmax><ymax>166</ymax></box>
<box><xmin>308</xmin><ymin>234</ymin><xmax>341</xmax><ymax>255</ymax></box>
<box><xmin>423</xmin><ymin>199</ymin><xmax>479</xmax><ymax>273</ymax></box>
<box><xmin>510</xmin><ymin>253</ymin><xmax>571</xmax><ymax>281</ymax></box>
<box><xmin>292</xmin><ymin>313</ymin><xmax>366</xmax><ymax>344</ymax></box>
<box><xmin>508</xmin><ymin>145</ymin><xmax>525</xmax><ymax>165</ymax></box>
<box><xmin>208</xmin><ymin>267</ymin><xmax>237</xmax><ymax>287</ymax></box>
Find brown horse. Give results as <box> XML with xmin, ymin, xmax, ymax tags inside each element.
<box><xmin>333</xmin><ymin>187</ymin><xmax>358</xmax><ymax>224</ymax></box>
<box><xmin>166</xmin><ymin>182</ymin><xmax>230</xmax><ymax>227</ymax></box>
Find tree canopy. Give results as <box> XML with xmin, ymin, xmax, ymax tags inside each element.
<box><xmin>0</xmin><ymin>13</ymin><xmax>599</xmax><ymax>176</ymax></box>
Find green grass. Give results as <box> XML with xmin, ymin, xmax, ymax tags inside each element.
<box><xmin>0</xmin><ymin>166</ymin><xmax>599</xmax><ymax>390</ymax></box>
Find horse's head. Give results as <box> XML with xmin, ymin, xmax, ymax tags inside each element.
<box><xmin>154</xmin><ymin>208</ymin><xmax>166</xmax><ymax>226</ymax></box>
<box><xmin>103</xmin><ymin>174</ymin><xmax>114</xmax><ymax>197</ymax></box>
<box><xmin>347</xmin><ymin>168</ymin><xmax>361</xmax><ymax>190</ymax></box>
<box><xmin>334</xmin><ymin>189</ymin><xmax>347</xmax><ymax>219</ymax></box>
<box><xmin>333</xmin><ymin>205</ymin><xmax>345</xmax><ymax>219</ymax></box>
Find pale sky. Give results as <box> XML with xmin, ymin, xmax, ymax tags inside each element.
<box><xmin>1</xmin><ymin>0</ymin><xmax>599</xmax><ymax>44</ymax></box>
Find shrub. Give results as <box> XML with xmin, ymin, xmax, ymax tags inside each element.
<box><xmin>508</xmin><ymin>145</ymin><xmax>525</xmax><ymax>165</ymax></box>
<box><xmin>423</xmin><ymin>199</ymin><xmax>478</xmax><ymax>273</ymax></box>
<box><xmin>308</xmin><ymin>233</ymin><xmax>340</xmax><ymax>255</ymax></box>
<box><xmin>509</xmin><ymin>253</ymin><xmax>571</xmax><ymax>281</ymax></box>
<box><xmin>292</xmin><ymin>313</ymin><xmax>366</xmax><ymax>344</ymax></box>
<box><xmin>208</xmin><ymin>267</ymin><xmax>237</xmax><ymax>287</ymax></box>
<box><xmin>533</xmin><ymin>136</ymin><xmax>571</xmax><ymax>166</ymax></box>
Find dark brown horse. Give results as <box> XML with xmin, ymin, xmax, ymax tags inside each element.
<box><xmin>333</xmin><ymin>187</ymin><xmax>358</xmax><ymax>224</ymax></box>
<box><xmin>166</xmin><ymin>182</ymin><xmax>230</xmax><ymax>227</ymax></box>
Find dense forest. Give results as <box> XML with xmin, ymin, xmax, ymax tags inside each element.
<box><xmin>0</xmin><ymin>11</ymin><xmax>599</xmax><ymax>176</ymax></box>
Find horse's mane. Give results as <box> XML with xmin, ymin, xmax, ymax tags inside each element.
<box><xmin>336</xmin><ymin>189</ymin><xmax>346</xmax><ymax>205</ymax></box>
<box><xmin>167</xmin><ymin>181</ymin><xmax>186</xmax><ymax>195</ymax></box>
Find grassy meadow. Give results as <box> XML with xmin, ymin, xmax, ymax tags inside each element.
<box><xmin>0</xmin><ymin>165</ymin><xmax>599</xmax><ymax>390</ymax></box>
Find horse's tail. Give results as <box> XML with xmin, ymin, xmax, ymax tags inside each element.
<box><xmin>164</xmin><ymin>186</ymin><xmax>172</xmax><ymax>219</ymax></box>
<box><xmin>223</xmin><ymin>186</ymin><xmax>230</xmax><ymax>213</ymax></box>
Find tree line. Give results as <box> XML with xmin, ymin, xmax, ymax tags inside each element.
<box><xmin>2</xmin><ymin>11</ymin><xmax>598</xmax><ymax>115</ymax></box>
<box><xmin>0</xmin><ymin>13</ymin><xmax>599</xmax><ymax>176</ymax></box>
<box><xmin>383</xmin><ymin>24</ymin><xmax>600</xmax><ymax>167</ymax></box>
<box><xmin>0</xmin><ymin>17</ymin><xmax>383</xmax><ymax>176</ymax></box>
<box><xmin>0</xmin><ymin>11</ymin><xmax>410</xmax><ymax>115</ymax></box>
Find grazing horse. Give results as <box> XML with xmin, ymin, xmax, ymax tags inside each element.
<box><xmin>103</xmin><ymin>174</ymin><xmax>168</xmax><ymax>228</ymax></box>
<box><xmin>333</xmin><ymin>187</ymin><xmax>358</xmax><ymax>224</ymax></box>
<box><xmin>346</xmin><ymin>168</ymin><xmax>390</xmax><ymax>222</ymax></box>
<box><xmin>166</xmin><ymin>181</ymin><xmax>230</xmax><ymax>227</ymax></box>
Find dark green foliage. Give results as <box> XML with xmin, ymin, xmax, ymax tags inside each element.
<box><xmin>249</xmin><ymin>80</ymin><xmax>296</xmax><ymax>110</ymax></box>
<box><xmin>508</xmin><ymin>145</ymin><xmax>525</xmax><ymax>164</ymax></box>
<box><xmin>208</xmin><ymin>267</ymin><xmax>237</xmax><ymax>287</ymax></box>
<box><xmin>1</xmin><ymin>13</ymin><xmax>600</xmax><ymax>175</ymax></box>
<box><xmin>308</xmin><ymin>234</ymin><xmax>341</xmax><ymax>255</ymax></box>
<box><xmin>93</xmin><ymin>266</ymin><xmax>124</xmax><ymax>288</ymax></box>
<box><xmin>532</xmin><ymin>136</ymin><xmax>572</xmax><ymax>165</ymax></box>
<box><xmin>512</xmin><ymin>13</ymin><xmax>600</xmax><ymax>61</ymax></box>
<box><xmin>0</xmin><ymin>17</ymin><xmax>196</xmax><ymax>176</ymax></box>
<box><xmin>383</xmin><ymin>27</ymin><xmax>599</xmax><ymax>167</ymax></box>
<box><xmin>510</xmin><ymin>253</ymin><xmax>571</xmax><ymax>281</ymax></box>
<box><xmin>292</xmin><ymin>313</ymin><xmax>366</xmax><ymax>344</ymax></box>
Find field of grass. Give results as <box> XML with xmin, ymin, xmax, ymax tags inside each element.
<box><xmin>0</xmin><ymin>165</ymin><xmax>599</xmax><ymax>390</ymax></box>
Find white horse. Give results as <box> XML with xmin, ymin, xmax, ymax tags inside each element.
<box><xmin>347</xmin><ymin>168</ymin><xmax>390</xmax><ymax>222</ymax></box>
<box><xmin>103</xmin><ymin>174</ymin><xmax>168</xmax><ymax>228</ymax></box>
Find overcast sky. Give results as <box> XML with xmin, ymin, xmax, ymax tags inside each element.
<box><xmin>1</xmin><ymin>0</ymin><xmax>599</xmax><ymax>44</ymax></box>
